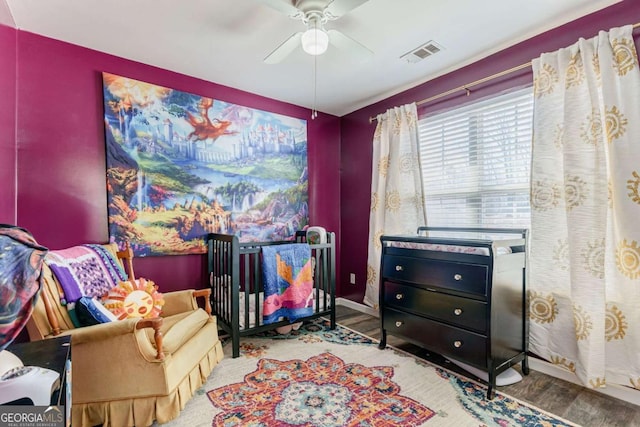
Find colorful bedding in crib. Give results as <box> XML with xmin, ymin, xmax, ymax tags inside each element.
<box><xmin>236</xmin><ymin>290</ymin><xmax>330</xmax><ymax>329</ymax></box>
<box><xmin>261</xmin><ymin>243</ymin><xmax>314</xmax><ymax>324</ymax></box>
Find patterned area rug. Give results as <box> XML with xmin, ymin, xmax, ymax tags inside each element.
<box><xmin>159</xmin><ymin>319</ymin><xmax>578</xmax><ymax>427</ymax></box>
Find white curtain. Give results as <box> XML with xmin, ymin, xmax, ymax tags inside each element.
<box><xmin>529</xmin><ymin>25</ymin><xmax>640</xmax><ymax>389</ymax></box>
<box><xmin>364</xmin><ymin>103</ymin><xmax>426</xmax><ymax>309</ymax></box>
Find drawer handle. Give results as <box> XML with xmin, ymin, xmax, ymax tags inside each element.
<box><xmin>395</xmin><ymin>321</ymin><xmax>404</xmax><ymax>328</ymax></box>
<box><xmin>453</xmin><ymin>308</ymin><xmax>463</xmax><ymax>316</ymax></box>
<box><xmin>454</xmin><ymin>274</ymin><xmax>463</xmax><ymax>281</ymax></box>
<box><xmin>395</xmin><ymin>265</ymin><xmax>404</xmax><ymax>272</ymax></box>
<box><xmin>395</xmin><ymin>293</ymin><xmax>404</xmax><ymax>300</ymax></box>
<box><xmin>453</xmin><ymin>340</ymin><xmax>463</xmax><ymax>348</ymax></box>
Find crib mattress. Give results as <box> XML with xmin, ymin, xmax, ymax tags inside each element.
<box><xmin>217</xmin><ymin>289</ymin><xmax>331</xmax><ymax>329</ymax></box>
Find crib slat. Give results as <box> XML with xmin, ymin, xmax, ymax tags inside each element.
<box><xmin>243</xmin><ymin>250</ymin><xmax>251</xmax><ymax>331</ymax></box>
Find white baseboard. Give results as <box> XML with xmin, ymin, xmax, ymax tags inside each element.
<box><xmin>528</xmin><ymin>358</ymin><xmax>640</xmax><ymax>406</ymax></box>
<box><xmin>335</xmin><ymin>298</ymin><xmax>379</xmax><ymax>317</ymax></box>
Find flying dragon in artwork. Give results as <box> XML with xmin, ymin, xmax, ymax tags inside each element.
<box><xmin>185</xmin><ymin>97</ymin><xmax>238</xmax><ymax>143</ymax></box>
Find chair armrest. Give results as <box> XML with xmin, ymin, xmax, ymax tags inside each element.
<box><xmin>193</xmin><ymin>288</ymin><xmax>212</xmax><ymax>314</ymax></box>
<box><xmin>136</xmin><ymin>318</ymin><xmax>164</xmax><ymax>360</ymax></box>
<box><xmin>162</xmin><ymin>289</ymin><xmax>212</xmax><ymax>316</ymax></box>
<box><xmin>65</xmin><ymin>317</ymin><xmax>165</xmax><ymax>360</ymax></box>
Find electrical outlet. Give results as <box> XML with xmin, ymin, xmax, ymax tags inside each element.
<box><xmin>349</xmin><ymin>273</ymin><xmax>356</xmax><ymax>284</ymax></box>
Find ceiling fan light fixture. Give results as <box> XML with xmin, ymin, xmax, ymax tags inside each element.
<box><xmin>301</xmin><ymin>27</ymin><xmax>329</xmax><ymax>55</ymax></box>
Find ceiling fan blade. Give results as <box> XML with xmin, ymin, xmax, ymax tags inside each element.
<box><xmin>264</xmin><ymin>32</ymin><xmax>303</xmax><ymax>64</ymax></box>
<box><xmin>324</xmin><ymin>0</ymin><xmax>369</xmax><ymax>18</ymax></box>
<box><xmin>327</xmin><ymin>29</ymin><xmax>373</xmax><ymax>60</ymax></box>
<box><xmin>254</xmin><ymin>0</ymin><xmax>302</xmax><ymax>18</ymax></box>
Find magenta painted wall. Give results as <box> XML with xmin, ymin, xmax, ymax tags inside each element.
<box><xmin>0</xmin><ymin>24</ymin><xmax>16</xmax><ymax>224</ymax></box>
<box><xmin>14</xmin><ymin>31</ymin><xmax>341</xmax><ymax>292</ymax></box>
<box><xmin>339</xmin><ymin>1</ymin><xmax>640</xmax><ymax>303</ymax></box>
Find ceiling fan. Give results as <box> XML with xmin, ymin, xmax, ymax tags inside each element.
<box><xmin>256</xmin><ymin>0</ymin><xmax>373</xmax><ymax>64</ymax></box>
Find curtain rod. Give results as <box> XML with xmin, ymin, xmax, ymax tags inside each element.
<box><xmin>369</xmin><ymin>21</ymin><xmax>640</xmax><ymax>124</ymax></box>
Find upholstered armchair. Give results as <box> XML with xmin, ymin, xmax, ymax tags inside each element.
<box><xmin>26</xmin><ymin>242</ymin><xmax>224</xmax><ymax>427</ymax></box>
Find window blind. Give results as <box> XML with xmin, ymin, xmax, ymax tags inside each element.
<box><xmin>418</xmin><ymin>87</ymin><xmax>533</xmax><ymax>228</ymax></box>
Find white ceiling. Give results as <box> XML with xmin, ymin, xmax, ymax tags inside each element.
<box><xmin>3</xmin><ymin>0</ymin><xmax>621</xmax><ymax>116</ymax></box>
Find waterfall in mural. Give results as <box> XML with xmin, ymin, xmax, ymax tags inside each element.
<box><xmin>136</xmin><ymin>170</ymin><xmax>146</xmax><ymax>211</ymax></box>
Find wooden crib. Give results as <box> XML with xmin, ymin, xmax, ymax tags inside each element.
<box><xmin>207</xmin><ymin>231</ymin><xmax>336</xmax><ymax>357</ymax></box>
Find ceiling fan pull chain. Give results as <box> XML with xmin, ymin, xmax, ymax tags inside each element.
<box><xmin>312</xmin><ymin>54</ymin><xmax>318</xmax><ymax>119</ymax></box>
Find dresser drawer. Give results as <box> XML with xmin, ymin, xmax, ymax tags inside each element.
<box><xmin>383</xmin><ymin>282</ymin><xmax>487</xmax><ymax>333</ymax></box>
<box><xmin>382</xmin><ymin>255</ymin><xmax>489</xmax><ymax>297</ymax></box>
<box><xmin>383</xmin><ymin>308</ymin><xmax>488</xmax><ymax>368</ymax></box>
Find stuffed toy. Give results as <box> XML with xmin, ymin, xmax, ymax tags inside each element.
<box><xmin>103</xmin><ymin>278</ymin><xmax>164</xmax><ymax>320</ymax></box>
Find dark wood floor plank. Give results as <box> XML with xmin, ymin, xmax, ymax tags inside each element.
<box><xmin>564</xmin><ymin>388</ymin><xmax>640</xmax><ymax>427</ymax></box>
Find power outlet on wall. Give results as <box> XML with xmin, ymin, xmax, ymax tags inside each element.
<box><xmin>349</xmin><ymin>273</ymin><xmax>356</xmax><ymax>285</ymax></box>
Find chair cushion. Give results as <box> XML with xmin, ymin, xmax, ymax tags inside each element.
<box><xmin>160</xmin><ymin>309</ymin><xmax>210</xmax><ymax>354</ymax></box>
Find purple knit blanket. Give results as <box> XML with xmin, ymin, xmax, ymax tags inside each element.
<box><xmin>46</xmin><ymin>244</ymin><xmax>127</xmax><ymax>304</ymax></box>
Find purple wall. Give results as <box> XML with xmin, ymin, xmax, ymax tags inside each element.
<box><xmin>339</xmin><ymin>1</ymin><xmax>640</xmax><ymax>303</ymax></box>
<box><xmin>14</xmin><ymin>31</ymin><xmax>341</xmax><ymax>292</ymax></box>
<box><xmin>0</xmin><ymin>24</ymin><xmax>16</xmax><ymax>224</ymax></box>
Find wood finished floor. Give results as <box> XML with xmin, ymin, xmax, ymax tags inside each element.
<box><xmin>334</xmin><ymin>305</ymin><xmax>640</xmax><ymax>427</ymax></box>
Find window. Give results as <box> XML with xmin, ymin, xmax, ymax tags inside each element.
<box><xmin>418</xmin><ymin>87</ymin><xmax>533</xmax><ymax>228</ymax></box>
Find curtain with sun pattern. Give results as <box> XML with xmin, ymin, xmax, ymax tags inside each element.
<box><xmin>529</xmin><ymin>25</ymin><xmax>640</xmax><ymax>389</ymax></box>
<box><xmin>364</xmin><ymin>103</ymin><xmax>426</xmax><ymax>309</ymax></box>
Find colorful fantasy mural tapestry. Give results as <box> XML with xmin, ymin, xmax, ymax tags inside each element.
<box><xmin>102</xmin><ymin>73</ymin><xmax>308</xmax><ymax>256</ymax></box>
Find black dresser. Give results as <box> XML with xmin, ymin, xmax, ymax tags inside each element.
<box><xmin>378</xmin><ymin>227</ymin><xmax>528</xmax><ymax>399</ymax></box>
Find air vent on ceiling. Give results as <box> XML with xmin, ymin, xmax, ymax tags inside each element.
<box><xmin>400</xmin><ymin>40</ymin><xmax>444</xmax><ymax>64</ymax></box>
